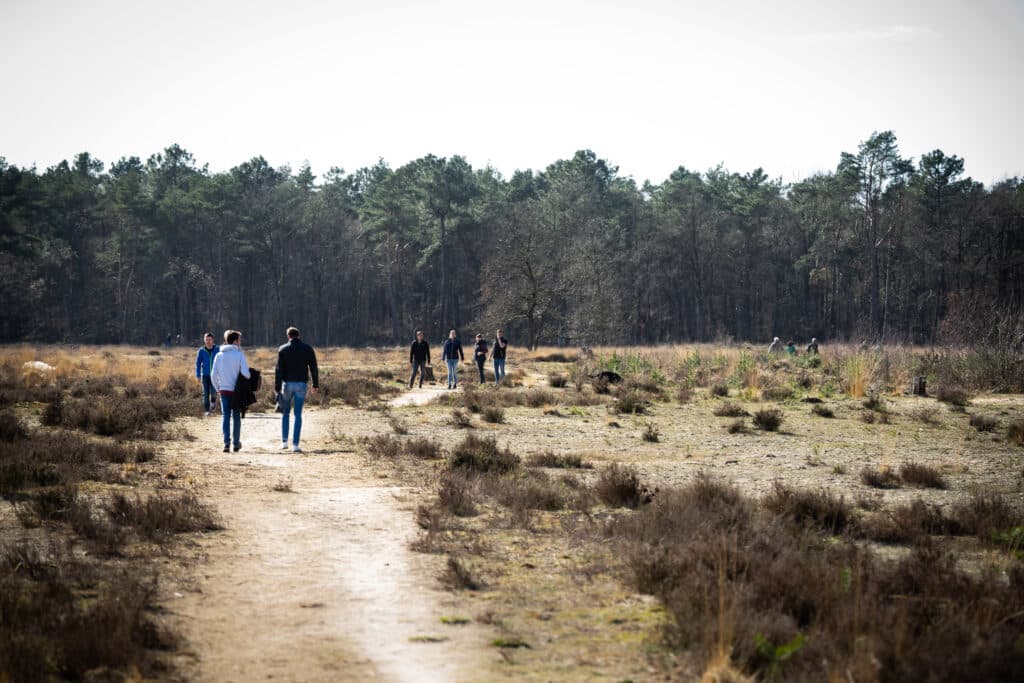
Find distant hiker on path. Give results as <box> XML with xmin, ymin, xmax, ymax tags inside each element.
<box><xmin>442</xmin><ymin>329</ymin><xmax>464</xmax><ymax>390</ymax></box>
<box><xmin>768</xmin><ymin>337</ymin><xmax>783</xmax><ymax>354</ymax></box>
<box><xmin>274</xmin><ymin>326</ymin><xmax>319</xmax><ymax>453</ymax></box>
<box><xmin>806</xmin><ymin>337</ymin><xmax>819</xmax><ymax>354</ymax></box>
<box><xmin>473</xmin><ymin>334</ymin><xmax>489</xmax><ymax>384</ymax></box>
<box><xmin>786</xmin><ymin>340</ymin><xmax>798</xmax><ymax>355</ymax></box>
<box><xmin>210</xmin><ymin>330</ymin><xmax>250</xmax><ymax>453</ymax></box>
<box><xmin>409</xmin><ymin>330</ymin><xmax>431</xmax><ymax>388</ymax></box>
<box><xmin>489</xmin><ymin>329</ymin><xmax>508</xmax><ymax>384</ymax></box>
<box><xmin>195</xmin><ymin>332</ymin><xmax>220</xmax><ymax>416</ymax></box>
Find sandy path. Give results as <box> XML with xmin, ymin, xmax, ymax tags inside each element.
<box><xmin>389</xmin><ymin>386</ymin><xmax>452</xmax><ymax>407</ymax></box>
<box><xmin>162</xmin><ymin>409</ymin><xmax>491</xmax><ymax>682</ymax></box>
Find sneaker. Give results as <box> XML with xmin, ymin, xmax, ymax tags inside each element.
<box><xmin>292</xmin><ymin>445</ymin><xmax>303</xmax><ymax>453</ymax></box>
<box><xmin>233</xmin><ymin>443</ymin><xmax>241</xmax><ymax>452</ymax></box>
<box><xmin>280</xmin><ymin>441</ymin><xmax>289</xmax><ymax>450</ymax></box>
<box><xmin>204</xmin><ymin>411</ymin><xmax>211</xmax><ymax>417</ymax></box>
<box><xmin>222</xmin><ymin>445</ymin><xmax>230</xmax><ymax>453</ymax></box>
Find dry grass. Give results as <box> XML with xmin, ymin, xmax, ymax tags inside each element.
<box><xmin>899</xmin><ymin>463</ymin><xmax>947</xmax><ymax>489</ymax></box>
<box><xmin>860</xmin><ymin>466</ymin><xmax>901</xmax><ymax>489</ymax></box>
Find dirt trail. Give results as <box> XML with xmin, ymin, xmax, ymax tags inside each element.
<box><xmin>162</xmin><ymin>408</ymin><xmax>491</xmax><ymax>682</ymax></box>
<box><xmin>389</xmin><ymin>386</ymin><xmax>452</xmax><ymax>408</ymax></box>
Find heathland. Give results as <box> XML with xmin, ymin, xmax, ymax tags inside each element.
<box><xmin>2</xmin><ymin>343</ymin><xmax>1023</xmax><ymax>681</ymax></box>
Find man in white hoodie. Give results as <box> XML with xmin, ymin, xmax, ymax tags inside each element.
<box><xmin>210</xmin><ymin>329</ymin><xmax>251</xmax><ymax>453</ymax></box>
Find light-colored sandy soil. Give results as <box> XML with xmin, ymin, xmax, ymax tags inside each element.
<box><xmin>160</xmin><ymin>409</ymin><xmax>497</xmax><ymax>683</ymax></box>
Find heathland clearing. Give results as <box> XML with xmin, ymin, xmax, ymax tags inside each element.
<box><xmin>2</xmin><ymin>343</ymin><xmax>1023</xmax><ymax>681</ymax></box>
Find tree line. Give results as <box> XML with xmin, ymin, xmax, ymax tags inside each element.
<box><xmin>1</xmin><ymin>131</ymin><xmax>1021</xmax><ymax>348</ymax></box>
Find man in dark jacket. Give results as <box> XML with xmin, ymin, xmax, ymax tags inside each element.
<box><xmin>194</xmin><ymin>332</ymin><xmax>220</xmax><ymax>416</ymax></box>
<box><xmin>489</xmin><ymin>329</ymin><xmax>508</xmax><ymax>385</ymax></box>
<box><xmin>409</xmin><ymin>330</ymin><xmax>430</xmax><ymax>388</ymax></box>
<box><xmin>473</xmin><ymin>334</ymin><xmax>489</xmax><ymax>384</ymax></box>
<box><xmin>441</xmin><ymin>329</ymin><xmax>464</xmax><ymax>390</ymax></box>
<box><xmin>274</xmin><ymin>326</ymin><xmax>319</xmax><ymax>453</ymax></box>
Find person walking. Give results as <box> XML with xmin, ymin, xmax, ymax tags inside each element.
<box><xmin>768</xmin><ymin>337</ymin><xmax>783</xmax><ymax>354</ymax></box>
<box><xmin>408</xmin><ymin>330</ymin><xmax>431</xmax><ymax>389</ymax></box>
<box><xmin>806</xmin><ymin>337</ymin><xmax>819</xmax><ymax>354</ymax></box>
<box><xmin>274</xmin><ymin>326</ymin><xmax>319</xmax><ymax>453</ymax></box>
<box><xmin>194</xmin><ymin>332</ymin><xmax>220</xmax><ymax>416</ymax></box>
<box><xmin>489</xmin><ymin>329</ymin><xmax>508</xmax><ymax>385</ymax></box>
<box><xmin>210</xmin><ymin>330</ymin><xmax>250</xmax><ymax>453</ymax></box>
<box><xmin>472</xmin><ymin>334</ymin><xmax>489</xmax><ymax>384</ymax></box>
<box><xmin>441</xmin><ymin>329</ymin><xmax>464</xmax><ymax>390</ymax></box>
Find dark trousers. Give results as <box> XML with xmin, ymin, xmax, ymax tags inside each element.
<box><xmin>409</xmin><ymin>360</ymin><xmax>426</xmax><ymax>388</ymax></box>
<box><xmin>475</xmin><ymin>358</ymin><xmax>486</xmax><ymax>383</ymax></box>
<box><xmin>201</xmin><ymin>375</ymin><xmax>215</xmax><ymax>412</ymax></box>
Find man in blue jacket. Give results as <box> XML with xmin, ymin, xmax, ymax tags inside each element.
<box><xmin>194</xmin><ymin>332</ymin><xmax>219</xmax><ymax>416</ymax></box>
<box><xmin>441</xmin><ymin>329</ymin><xmax>464</xmax><ymax>390</ymax></box>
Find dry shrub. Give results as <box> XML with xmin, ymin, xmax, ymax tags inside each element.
<box><xmin>710</xmin><ymin>383</ymin><xmax>729</xmax><ymax>397</ymax></box>
<box><xmin>752</xmin><ymin>408</ymin><xmax>784</xmax><ymax>432</ymax></box>
<box><xmin>595</xmin><ymin>463</ymin><xmax>647</xmax><ymax>509</ymax></box>
<box><xmin>642</xmin><ymin>423</ymin><xmax>661</xmax><ymax>442</ymax></box>
<box><xmin>1008</xmin><ymin>420</ymin><xmax>1024</xmax><ymax>447</ymax></box>
<box><xmin>899</xmin><ymin>463</ymin><xmax>947</xmax><ymax>489</ymax></box>
<box><xmin>862</xmin><ymin>393</ymin><xmax>886</xmax><ymax>412</ymax></box>
<box><xmin>935</xmin><ymin>385</ymin><xmax>970</xmax><ymax>407</ymax></box>
<box><xmin>387</xmin><ymin>412</ymin><xmax>409</xmax><ymax>435</ymax></box>
<box><xmin>449</xmin><ymin>434</ymin><xmax>520</xmax><ymax>474</ymax></box>
<box><xmin>763</xmin><ymin>483</ymin><xmax>852</xmax><ymax>534</ymax></box>
<box><xmin>857</xmin><ymin>500</ymin><xmax>958</xmax><ymax>543</ymax></box>
<box><xmin>365</xmin><ymin>433</ymin><xmax>402</xmax><ymax>458</ymax></box>
<box><xmin>713</xmin><ymin>402</ymin><xmax>748</xmax><ymax>418</ymax></box>
<box><xmin>437</xmin><ymin>470</ymin><xmax>478</xmax><ymax>517</ymax></box>
<box><xmin>440</xmin><ymin>556</ymin><xmax>484</xmax><ymax>590</ymax></box>
<box><xmin>951</xmin><ymin>492</ymin><xmax>1022</xmax><ymax>542</ymax></box>
<box><xmin>523</xmin><ymin>388</ymin><xmax>557</xmax><ymax>408</ymax></box>
<box><xmin>860</xmin><ymin>466</ymin><xmax>901</xmax><ymax>489</ymax></box>
<box><xmin>761</xmin><ymin>386</ymin><xmax>793</xmax><ymax>402</ymax></box>
<box><xmin>811</xmin><ymin>404</ymin><xmax>834</xmax><ymax>418</ymax></box>
<box><xmin>610</xmin><ymin>475</ymin><xmax>1024</xmax><ymax>682</ymax></box>
<box><xmin>405</xmin><ymin>437</ymin><xmax>443</xmax><ymax>459</ymax></box>
<box><xmin>449</xmin><ymin>408</ymin><xmax>473</xmax><ymax>429</ymax></box>
<box><xmin>547</xmin><ymin>373</ymin><xmax>568</xmax><ymax>388</ymax></box>
<box><xmin>105</xmin><ymin>490</ymin><xmax>221</xmax><ymax>541</ymax></box>
<box><xmin>0</xmin><ymin>410</ymin><xmax>27</xmax><ymax>441</ymax></box>
<box><xmin>726</xmin><ymin>418</ymin><xmax>747</xmax><ymax>434</ymax></box>
<box><xmin>526</xmin><ymin>451</ymin><xmax>591</xmax><ymax>469</ymax></box>
<box><xmin>676</xmin><ymin>385</ymin><xmax>693</xmax><ymax>403</ymax></box>
<box><xmin>494</xmin><ymin>470</ymin><xmax>569</xmax><ymax>514</ymax></box>
<box><xmin>481</xmin><ymin>406</ymin><xmax>505</xmax><ymax>424</ymax></box>
<box><xmin>968</xmin><ymin>414</ymin><xmax>998</xmax><ymax>432</ymax></box>
<box><xmin>910</xmin><ymin>406</ymin><xmax>941</xmax><ymax>425</ymax></box>
<box><xmin>612</xmin><ymin>390</ymin><xmax>649</xmax><ymax>415</ymax></box>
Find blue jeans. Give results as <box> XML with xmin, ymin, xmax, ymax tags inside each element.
<box><xmin>409</xmin><ymin>361</ymin><xmax>426</xmax><ymax>388</ymax></box>
<box><xmin>445</xmin><ymin>359</ymin><xmax>459</xmax><ymax>388</ymax></box>
<box><xmin>220</xmin><ymin>394</ymin><xmax>241</xmax><ymax>448</ymax></box>
<box><xmin>493</xmin><ymin>358</ymin><xmax>506</xmax><ymax>384</ymax></box>
<box><xmin>280</xmin><ymin>382</ymin><xmax>307</xmax><ymax>446</ymax></box>
<box><xmin>201</xmin><ymin>375</ymin><xmax>215</xmax><ymax>412</ymax></box>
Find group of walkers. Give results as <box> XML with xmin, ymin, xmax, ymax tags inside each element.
<box><xmin>194</xmin><ymin>327</ymin><xmax>319</xmax><ymax>454</ymax></box>
<box><xmin>412</xmin><ymin>328</ymin><xmax>509</xmax><ymax>389</ymax></box>
<box><xmin>768</xmin><ymin>336</ymin><xmax>819</xmax><ymax>356</ymax></box>
<box><xmin>194</xmin><ymin>326</ymin><xmax>501</xmax><ymax>453</ymax></box>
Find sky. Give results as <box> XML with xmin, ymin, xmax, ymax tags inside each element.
<box><xmin>1</xmin><ymin>0</ymin><xmax>1022</xmax><ymax>186</ymax></box>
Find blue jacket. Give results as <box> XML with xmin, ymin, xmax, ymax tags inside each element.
<box><xmin>195</xmin><ymin>345</ymin><xmax>220</xmax><ymax>378</ymax></box>
<box><xmin>442</xmin><ymin>338</ymin><xmax>464</xmax><ymax>361</ymax></box>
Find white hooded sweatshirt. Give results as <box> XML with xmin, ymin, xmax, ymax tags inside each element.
<box><xmin>210</xmin><ymin>344</ymin><xmax>251</xmax><ymax>392</ymax></box>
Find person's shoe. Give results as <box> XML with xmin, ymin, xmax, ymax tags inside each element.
<box><xmin>204</xmin><ymin>411</ymin><xmax>211</xmax><ymax>417</ymax></box>
<box><xmin>292</xmin><ymin>445</ymin><xmax>302</xmax><ymax>453</ymax></box>
<box><xmin>222</xmin><ymin>445</ymin><xmax>230</xmax><ymax>453</ymax></box>
<box><xmin>280</xmin><ymin>441</ymin><xmax>289</xmax><ymax>450</ymax></box>
<box><xmin>233</xmin><ymin>443</ymin><xmax>241</xmax><ymax>452</ymax></box>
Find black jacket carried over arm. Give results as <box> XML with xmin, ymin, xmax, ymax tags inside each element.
<box><xmin>410</xmin><ymin>340</ymin><xmax>431</xmax><ymax>364</ymax></box>
<box><xmin>231</xmin><ymin>368</ymin><xmax>261</xmax><ymax>418</ymax></box>
<box><xmin>275</xmin><ymin>339</ymin><xmax>319</xmax><ymax>393</ymax></box>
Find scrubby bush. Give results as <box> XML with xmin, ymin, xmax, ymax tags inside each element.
<box><xmin>1008</xmin><ymin>420</ymin><xmax>1024</xmax><ymax>447</ymax></box>
<box><xmin>752</xmin><ymin>408</ymin><xmax>784</xmax><ymax>432</ymax></box>
<box><xmin>936</xmin><ymin>385</ymin><xmax>970</xmax><ymax>407</ymax></box>
<box><xmin>726</xmin><ymin>418</ymin><xmax>747</xmax><ymax>434</ymax></box>
<box><xmin>595</xmin><ymin>463</ymin><xmax>647</xmax><ymax>509</ymax></box>
<box><xmin>365</xmin><ymin>433</ymin><xmax>402</xmax><ymax>458</ymax></box>
<box><xmin>641</xmin><ymin>423</ymin><xmax>660</xmax><ymax>442</ymax></box>
<box><xmin>811</xmin><ymin>404</ymin><xmax>834</xmax><ymax>418</ymax></box>
<box><xmin>712</xmin><ymin>401</ymin><xmax>748</xmax><ymax>417</ymax></box>
<box><xmin>612</xmin><ymin>390</ymin><xmax>648</xmax><ymax>415</ymax></box>
<box><xmin>449</xmin><ymin>408</ymin><xmax>473</xmax><ymax>429</ymax></box>
<box><xmin>526</xmin><ymin>451</ymin><xmax>591</xmax><ymax>469</ymax></box>
<box><xmin>449</xmin><ymin>434</ymin><xmax>520</xmax><ymax>474</ymax></box>
<box><xmin>969</xmin><ymin>414</ymin><xmax>998</xmax><ymax>432</ymax></box>
<box><xmin>481</xmin><ymin>406</ymin><xmax>505</xmax><ymax>424</ymax></box>
<box><xmin>763</xmin><ymin>483</ymin><xmax>852</xmax><ymax>534</ymax></box>
<box><xmin>547</xmin><ymin>373</ymin><xmax>568</xmax><ymax>388</ymax></box>
<box><xmin>860</xmin><ymin>466</ymin><xmax>901</xmax><ymax>489</ymax></box>
<box><xmin>104</xmin><ymin>491</ymin><xmax>221</xmax><ymax>541</ymax></box>
<box><xmin>910</xmin><ymin>406</ymin><xmax>941</xmax><ymax>425</ymax></box>
<box><xmin>437</xmin><ymin>470</ymin><xmax>477</xmax><ymax>517</ymax></box>
<box><xmin>710</xmin><ymin>383</ymin><xmax>729</xmax><ymax>397</ymax></box>
<box><xmin>405</xmin><ymin>437</ymin><xmax>443</xmax><ymax>459</ymax></box>
<box><xmin>899</xmin><ymin>463</ymin><xmax>947</xmax><ymax>489</ymax></box>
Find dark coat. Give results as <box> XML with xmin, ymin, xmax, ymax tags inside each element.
<box><xmin>231</xmin><ymin>368</ymin><xmax>262</xmax><ymax>418</ymax></box>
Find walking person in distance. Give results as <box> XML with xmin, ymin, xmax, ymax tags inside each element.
<box><xmin>275</xmin><ymin>326</ymin><xmax>319</xmax><ymax>453</ymax></box>
<box><xmin>473</xmin><ymin>334</ymin><xmax>489</xmax><ymax>384</ymax></box>
<box><xmin>490</xmin><ymin>329</ymin><xmax>508</xmax><ymax>385</ymax></box>
<box><xmin>442</xmin><ymin>329</ymin><xmax>464</xmax><ymax>390</ymax></box>
<box><xmin>210</xmin><ymin>330</ymin><xmax>250</xmax><ymax>453</ymax></box>
<box><xmin>409</xmin><ymin>330</ymin><xmax>430</xmax><ymax>389</ymax></box>
<box><xmin>194</xmin><ymin>332</ymin><xmax>220</xmax><ymax>416</ymax></box>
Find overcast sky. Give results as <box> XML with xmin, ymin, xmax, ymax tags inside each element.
<box><xmin>1</xmin><ymin>0</ymin><xmax>1021</xmax><ymax>185</ymax></box>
